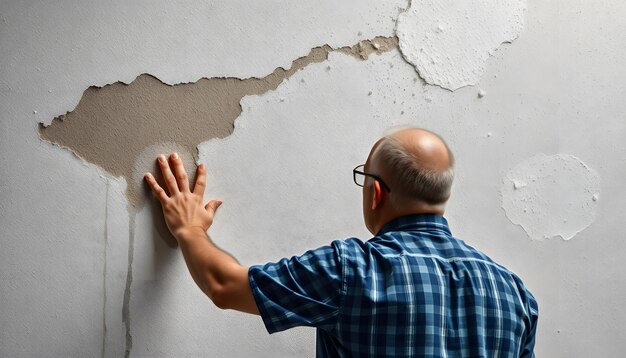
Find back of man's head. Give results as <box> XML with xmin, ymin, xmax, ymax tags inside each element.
<box><xmin>373</xmin><ymin>128</ymin><xmax>455</xmax><ymax>209</ymax></box>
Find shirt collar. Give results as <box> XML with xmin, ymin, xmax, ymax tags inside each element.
<box><xmin>376</xmin><ymin>214</ymin><xmax>452</xmax><ymax>236</ymax></box>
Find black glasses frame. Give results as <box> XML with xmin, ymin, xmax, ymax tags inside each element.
<box><xmin>353</xmin><ymin>165</ymin><xmax>391</xmax><ymax>192</ymax></box>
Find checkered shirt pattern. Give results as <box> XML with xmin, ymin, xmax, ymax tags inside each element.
<box><xmin>249</xmin><ymin>214</ymin><xmax>538</xmax><ymax>357</ymax></box>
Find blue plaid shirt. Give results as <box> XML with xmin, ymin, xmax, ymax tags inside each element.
<box><xmin>249</xmin><ymin>214</ymin><xmax>538</xmax><ymax>357</ymax></box>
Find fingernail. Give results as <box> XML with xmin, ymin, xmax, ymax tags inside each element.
<box><xmin>172</xmin><ymin>152</ymin><xmax>178</xmax><ymax>159</ymax></box>
<box><xmin>158</xmin><ymin>155</ymin><xmax>165</xmax><ymax>162</ymax></box>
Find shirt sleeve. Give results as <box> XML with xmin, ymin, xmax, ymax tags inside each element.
<box><xmin>248</xmin><ymin>240</ymin><xmax>345</xmax><ymax>334</ymax></box>
<box><xmin>520</xmin><ymin>301</ymin><xmax>539</xmax><ymax>358</ymax></box>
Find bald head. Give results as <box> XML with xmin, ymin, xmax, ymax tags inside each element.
<box><xmin>392</xmin><ymin>128</ymin><xmax>452</xmax><ymax>171</ymax></box>
<box><xmin>370</xmin><ymin>127</ymin><xmax>454</xmax><ymax>206</ymax></box>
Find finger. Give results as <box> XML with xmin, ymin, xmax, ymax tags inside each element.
<box><xmin>193</xmin><ymin>163</ymin><xmax>207</xmax><ymax>196</ymax></box>
<box><xmin>204</xmin><ymin>200</ymin><xmax>223</xmax><ymax>216</ymax></box>
<box><xmin>144</xmin><ymin>172</ymin><xmax>170</xmax><ymax>203</ymax></box>
<box><xmin>169</xmin><ymin>152</ymin><xmax>190</xmax><ymax>193</ymax></box>
<box><xmin>157</xmin><ymin>154</ymin><xmax>180</xmax><ymax>195</ymax></box>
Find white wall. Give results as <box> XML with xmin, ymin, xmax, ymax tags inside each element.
<box><xmin>2</xmin><ymin>1</ymin><xmax>625</xmax><ymax>357</ymax></box>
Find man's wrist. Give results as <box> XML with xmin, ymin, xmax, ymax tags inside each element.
<box><xmin>174</xmin><ymin>226</ymin><xmax>208</xmax><ymax>243</ymax></box>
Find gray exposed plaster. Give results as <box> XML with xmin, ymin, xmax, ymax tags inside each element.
<box><xmin>38</xmin><ymin>37</ymin><xmax>399</xmax><ymax>208</ymax></box>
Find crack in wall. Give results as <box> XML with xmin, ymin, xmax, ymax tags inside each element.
<box><xmin>38</xmin><ymin>36</ymin><xmax>398</xmax><ymax>208</ymax></box>
<box><xmin>101</xmin><ymin>180</ymin><xmax>109</xmax><ymax>358</ymax></box>
<box><xmin>122</xmin><ymin>210</ymin><xmax>136</xmax><ymax>358</ymax></box>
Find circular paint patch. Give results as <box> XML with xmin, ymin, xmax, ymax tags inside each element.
<box><xmin>501</xmin><ymin>154</ymin><xmax>600</xmax><ymax>241</ymax></box>
<box><xmin>396</xmin><ymin>0</ymin><xmax>526</xmax><ymax>90</ymax></box>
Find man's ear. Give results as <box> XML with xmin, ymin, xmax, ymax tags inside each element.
<box><xmin>371</xmin><ymin>180</ymin><xmax>383</xmax><ymax>210</ymax></box>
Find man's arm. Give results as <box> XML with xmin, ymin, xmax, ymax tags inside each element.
<box><xmin>144</xmin><ymin>153</ymin><xmax>259</xmax><ymax>315</ymax></box>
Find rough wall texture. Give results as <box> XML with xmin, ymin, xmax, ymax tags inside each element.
<box><xmin>2</xmin><ymin>1</ymin><xmax>626</xmax><ymax>357</ymax></box>
<box><xmin>396</xmin><ymin>0</ymin><xmax>527</xmax><ymax>90</ymax></box>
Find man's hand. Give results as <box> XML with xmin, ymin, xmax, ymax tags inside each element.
<box><xmin>143</xmin><ymin>153</ymin><xmax>258</xmax><ymax>315</ymax></box>
<box><xmin>144</xmin><ymin>153</ymin><xmax>222</xmax><ymax>241</ymax></box>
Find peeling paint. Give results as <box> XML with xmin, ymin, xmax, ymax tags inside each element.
<box><xmin>38</xmin><ymin>37</ymin><xmax>398</xmax><ymax>207</ymax></box>
<box><xmin>396</xmin><ymin>0</ymin><xmax>526</xmax><ymax>90</ymax></box>
<box><xmin>37</xmin><ymin>38</ymin><xmax>396</xmax><ymax>358</ymax></box>
<box><xmin>2</xmin><ymin>0</ymin><xmax>625</xmax><ymax>356</ymax></box>
<box><xmin>501</xmin><ymin>154</ymin><xmax>601</xmax><ymax>241</ymax></box>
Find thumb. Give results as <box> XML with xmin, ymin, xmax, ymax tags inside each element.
<box><xmin>205</xmin><ymin>199</ymin><xmax>223</xmax><ymax>214</ymax></box>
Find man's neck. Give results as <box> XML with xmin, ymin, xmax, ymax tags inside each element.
<box><xmin>372</xmin><ymin>205</ymin><xmax>446</xmax><ymax>235</ymax></box>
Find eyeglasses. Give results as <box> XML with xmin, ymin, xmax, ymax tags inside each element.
<box><xmin>353</xmin><ymin>164</ymin><xmax>391</xmax><ymax>192</ymax></box>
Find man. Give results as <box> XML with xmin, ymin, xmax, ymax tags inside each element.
<box><xmin>144</xmin><ymin>128</ymin><xmax>538</xmax><ymax>357</ymax></box>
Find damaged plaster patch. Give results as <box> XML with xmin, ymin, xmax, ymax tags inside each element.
<box><xmin>501</xmin><ymin>154</ymin><xmax>600</xmax><ymax>241</ymax></box>
<box><xmin>38</xmin><ymin>37</ymin><xmax>398</xmax><ymax>207</ymax></box>
<box><xmin>132</xmin><ymin>143</ymin><xmax>196</xmax><ymax>199</ymax></box>
<box><xmin>396</xmin><ymin>0</ymin><xmax>526</xmax><ymax>90</ymax></box>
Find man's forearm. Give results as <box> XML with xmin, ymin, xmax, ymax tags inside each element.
<box><xmin>176</xmin><ymin>227</ymin><xmax>253</xmax><ymax>312</ymax></box>
<box><xmin>145</xmin><ymin>153</ymin><xmax>259</xmax><ymax>315</ymax></box>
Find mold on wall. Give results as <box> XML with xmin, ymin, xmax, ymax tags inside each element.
<box><xmin>396</xmin><ymin>0</ymin><xmax>526</xmax><ymax>90</ymax></box>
